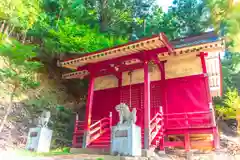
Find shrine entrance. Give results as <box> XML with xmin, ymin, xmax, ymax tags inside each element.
<box><xmin>59</xmin><ymin>32</ymin><xmax>224</xmax><ymax>151</ymax></box>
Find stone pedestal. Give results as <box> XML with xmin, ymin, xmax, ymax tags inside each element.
<box><xmin>111</xmin><ymin>123</ymin><xmax>141</xmax><ymax>156</ymax></box>
<box><xmin>25</xmin><ymin>127</ymin><xmax>52</xmax><ymax>153</ymax></box>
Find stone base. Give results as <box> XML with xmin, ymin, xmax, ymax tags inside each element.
<box><xmin>120</xmin><ymin>157</ymin><xmax>148</xmax><ymax>160</ymax></box>
<box><xmin>141</xmin><ymin>149</ymin><xmax>155</xmax><ymax>157</ymax></box>
<box><xmin>186</xmin><ymin>151</ymin><xmax>193</xmax><ymax>160</ymax></box>
<box><xmin>156</xmin><ymin>150</ymin><xmax>166</xmax><ymax>155</ymax></box>
<box><xmin>25</xmin><ymin>127</ymin><xmax>52</xmax><ymax>153</ymax></box>
<box><xmin>111</xmin><ymin>123</ymin><xmax>141</xmax><ymax>156</ymax></box>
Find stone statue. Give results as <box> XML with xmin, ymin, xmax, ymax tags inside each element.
<box><xmin>115</xmin><ymin>103</ymin><xmax>137</xmax><ymax>125</ymax></box>
<box><xmin>26</xmin><ymin>110</ymin><xmax>52</xmax><ymax>153</ymax></box>
<box><xmin>37</xmin><ymin>110</ymin><xmax>51</xmax><ymax>128</ymax></box>
<box><xmin>111</xmin><ymin>103</ymin><xmax>141</xmax><ymax>156</ymax></box>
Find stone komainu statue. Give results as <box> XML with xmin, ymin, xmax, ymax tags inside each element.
<box><xmin>37</xmin><ymin>110</ymin><xmax>51</xmax><ymax>128</ymax></box>
<box><xmin>115</xmin><ymin>103</ymin><xmax>137</xmax><ymax>125</ymax></box>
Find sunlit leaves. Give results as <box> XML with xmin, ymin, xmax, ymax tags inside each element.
<box><xmin>0</xmin><ymin>0</ymin><xmax>41</xmax><ymax>30</ymax></box>
<box><xmin>207</xmin><ymin>0</ymin><xmax>240</xmax><ymax>51</ymax></box>
<box><xmin>0</xmin><ymin>35</ymin><xmax>42</xmax><ymax>94</ymax></box>
<box><xmin>215</xmin><ymin>88</ymin><xmax>240</xmax><ymax>119</ymax></box>
<box><xmin>169</xmin><ymin>0</ymin><xmax>209</xmax><ymax>37</ymax></box>
<box><xmin>32</xmin><ymin>17</ymin><xmax>127</xmax><ymax>56</ymax></box>
<box><xmin>145</xmin><ymin>0</ymin><xmax>209</xmax><ymax>40</ymax></box>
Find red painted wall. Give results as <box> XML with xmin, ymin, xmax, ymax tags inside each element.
<box><xmin>91</xmin><ymin>74</ymin><xmax>211</xmax><ymax>129</ymax></box>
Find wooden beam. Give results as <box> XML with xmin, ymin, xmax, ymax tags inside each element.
<box><xmin>63</xmin><ymin>47</ymin><xmax>168</xmax><ymax>79</ymax></box>
<box><xmin>76</xmin><ymin>47</ymin><xmax>168</xmax><ymax>72</ymax></box>
<box><xmin>94</xmin><ymin>62</ymin><xmax>144</xmax><ymax>77</ymax></box>
<box><xmin>159</xmin><ymin>33</ymin><xmax>174</xmax><ymax>53</ymax></box>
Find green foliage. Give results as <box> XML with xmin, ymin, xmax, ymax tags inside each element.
<box><xmin>25</xmin><ymin>82</ymin><xmax>74</xmax><ymax>148</ymax></box>
<box><xmin>215</xmin><ymin>88</ymin><xmax>240</xmax><ymax>120</ymax></box>
<box><xmin>0</xmin><ymin>0</ymin><xmax>41</xmax><ymax>30</ymax></box>
<box><xmin>15</xmin><ymin>147</ymin><xmax>71</xmax><ymax>156</ymax></box>
<box><xmin>221</xmin><ymin>52</ymin><xmax>240</xmax><ymax>92</ymax></box>
<box><xmin>0</xmin><ymin>35</ymin><xmax>42</xmax><ymax>94</ymax></box>
<box><xmin>145</xmin><ymin>0</ymin><xmax>209</xmax><ymax>40</ymax></box>
<box><xmin>0</xmin><ymin>34</ymin><xmax>42</xmax><ymax>132</ymax></box>
<box><xmin>169</xmin><ymin>0</ymin><xmax>209</xmax><ymax>37</ymax></box>
<box><xmin>28</xmin><ymin>15</ymin><xmax>127</xmax><ymax>59</ymax></box>
<box><xmin>24</xmin><ymin>103</ymin><xmax>74</xmax><ymax>149</ymax></box>
<box><xmin>145</xmin><ymin>6</ymin><xmax>179</xmax><ymax>40</ymax></box>
<box><xmin>207</xmin><ymin>0</ymin><xmax>240</xmax><ymax>51</ymax></box>
<box><xmin>45</xmin><ymin>18</ymin><xmax>127</xmax><ymax>54</ymax></box>
<box><xmin>51</xmin><ymin>108</ymin><xmax>74</xmax><ymax>148</ymax></box>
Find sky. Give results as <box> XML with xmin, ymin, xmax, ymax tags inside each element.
<box><xmin>157</xmin><ymin>0</ymin><xmax>173</xmax><ymax>12</ymax></box>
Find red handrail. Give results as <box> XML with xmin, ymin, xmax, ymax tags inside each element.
<box><xmin>86</xmin><ymin>112</ymin><xmax>112</xmax><ymax>146</ymax></box>
<box><xmin>164</xmin><ymin>111</ymin><xmax>211</xmax><ymax>116</ymax></box>
<box><xmin>150</xmin><ymin>112</ymin><xmax>162</xmax><ymax>124</ymax></box>
<box><xmin>164</xmin><ymin>111</ymin><xmax>213</xmax><ymax>129</ymax></box>
<box><xmin>73</xmin><ymin>115</ymin><xmax>85</xmax><ymax>147</ymax></box>
<box><xmin>150</xmin><ymin>109</ymin><xmax>164</xmax><ymax>147</ymax></box>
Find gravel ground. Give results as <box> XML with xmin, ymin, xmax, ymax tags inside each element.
<box><xmin>1</xmin><ymin>133</ymin><xmax>240</xmax><ymax>160</ymax></box>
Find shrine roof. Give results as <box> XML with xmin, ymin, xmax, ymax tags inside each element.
<box><xmin>171</xmin><ymin>31</ymin><xmax>220</xmax><ymax>49</ymax></box>
<box><xmin>59</xmin><ymin>33</ymin><xmax>172</xmax><ymax>70</ymax></box>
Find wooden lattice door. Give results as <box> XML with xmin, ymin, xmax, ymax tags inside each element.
<box><xmin>120</xmin><ymin>84</ymin><xmax>144</xmax><ymax>127</ymax></box>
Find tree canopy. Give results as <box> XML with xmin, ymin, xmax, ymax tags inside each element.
<box><xmin>207</xmin><ymin>0</ymin><xmax>240</xmax><ymax>52</ymax></box>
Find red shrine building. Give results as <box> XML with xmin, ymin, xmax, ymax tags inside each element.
<box><xmin>59</xmin><ymin>31</ymin><xmax>224</xmax><ymax>151</ymax></box>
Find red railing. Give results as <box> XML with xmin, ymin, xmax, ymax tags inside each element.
<box><xmin>72</xmin><ymin>112</ymin><xmax>112</xmax><ymax>148</ymax></box>
<box><xmin>86</xmin><ymin>112</ymin><xmax>112</xmax><ymax>147</ymax></box>
<box><xmin>72</xmin><ymin>117</ymin><xmax>85</xmax><ymax>147</ymax></box>
<box><xmin>150</xmin><ymin>108</ymin><xmax>164</xmax><ymax>147</ymax></box>
<box><xmin>164</xmin><ymin>111</ymin><xmax>214</xmax><ymax>129</ymax></box>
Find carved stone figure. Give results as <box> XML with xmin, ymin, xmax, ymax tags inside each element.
<box><xmin>115</xmin><ymin>103</ymin><xmax>137</xmax><ymax>125</ymax></box>
<box><xmin>37</xmin><ymin>110</ymin><xmax>51</xmax><ymax>128</ymax></box>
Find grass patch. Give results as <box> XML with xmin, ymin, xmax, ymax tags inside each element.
<box><xmin>15</xmin><ymin>147</ymin><xmax>71</xmax><ymax>157</ymax></box>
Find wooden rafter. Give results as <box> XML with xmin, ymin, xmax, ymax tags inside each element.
<box><xmin>60</xmin><ymin>33</ymin><xmax>172</xmax><ymax>70</ymax></box>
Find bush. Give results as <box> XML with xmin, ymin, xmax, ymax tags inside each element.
<box><xmin>215</xmin><ymin>88</ymin><xmax>240</xmax><ymax>120</ymax></box>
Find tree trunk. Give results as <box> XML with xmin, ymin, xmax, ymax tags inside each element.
<box><xmin>0</xmin><ymin>88</ymin><xmax>16</xmax><ymax>133</ymax></box>
<box><xmin>99</xmin><ymin>0</ymin><xmax>108</xmax><ymax>32</ymax></box>
<box><xmin>0</xmin><ymin>21</ymin><xmax>5</xmax><ymax>33</ymax></box>
<box><xmin>22</xmin><ymin>32</ymin><xmax>27</xmax><ymax>44</ymax></box>
<box><xmin>7</xmin><ymin>25</ymin><xmax>15</xmax><ymax>37</ymax></box>
<box><xmin>3</xmin><ymin>24</ymin><xmax>9</xmax><ymax>35</ymax></box>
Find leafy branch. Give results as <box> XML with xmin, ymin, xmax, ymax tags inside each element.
<box><xmin>0</xmin><ymin>35</ymin><xmax>42</xmax><ymax>132</ymax></box>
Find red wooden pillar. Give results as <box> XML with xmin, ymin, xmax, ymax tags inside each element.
<box><xmin>159</xmin><ymin>61</ymin><xmax>166</xmax><ymax>151</ymax></box>
<box><xmin>184</xmin><ymin>132</ymin><xmax>190</xmax><ymax>151</ymax></box>
<box><xmin>160</xmin><ymin>61</ymin><xmax>167</xmax><ymax>112</ymax></box>
<box><xmin>144</xmin><ymin>61</ymin><xmax>151</xmax><ymax>149</ymax></box>
<box><xmin>199</xmin><ymin>52</ymin><xmax>220</xmax><ymax>150</ymax></box>
<box><xmin>199</xmin><ymin>52</ymin><xmax>211</xmax><ymax>101</ymax></box>
<box><xmin>213</xmin><ymin>127</ymin><xmax>220</xmax><ymax>150</ymax></box>
<box><xmin>83</xmin><ymin>74</ymin><xmax>95</xmax><ymax>147</ymax></box>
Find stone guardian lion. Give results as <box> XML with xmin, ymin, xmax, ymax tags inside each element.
<box><xmin>115</xmin><ymin>103</ymin><xmax>137</xmax><ymax>125</ymax></box>
<box><xmin>37</xmin><ymin>110</ymin><xmax>51</xmax><ymax>128</ymax></box>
